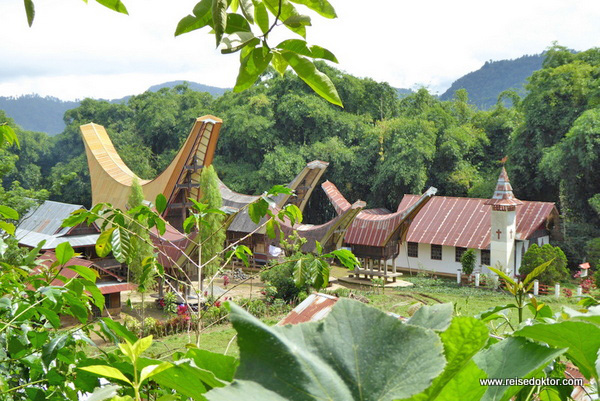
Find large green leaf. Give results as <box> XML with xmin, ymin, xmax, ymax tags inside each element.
<box><xmin>239</xmin><ymin>0</ymin><xmax>254</xmax><ymax>23</ymax></box>
<box><xmin>110</xmin><ymin>227</ymin><xmax>130</xmax><ymax>263</ymax></box>
<box><xmin>281</xmin><ymin>51</ymin><xmax>342</xmax><ymax>107</ymax></box>
<box><xmin>79</xmin><ymin>365</ymin><xmax>133</xmax><ymax>386</ymax></box>
<box><xmin>23</xmin><ymin>0</ymin><xmax>35</xmax><ymax>26</ymax></box>
<box><xmin>514</xmin><ymin>321</ymin><xmax>600</xmax><ymax>380</ymax></box>
<box><xmin>0</xmin><ymin>205</ymin><xmax>19</xmax><ymax>220</ymax></box>
<box><xmin>473</xmin><ymin>337</ymin><xmax>567</xmax><ymax>401</ymax></box>
<box><xmin>207</xmin><ymin>298</ymin><xmax>446</xmax><ymax>400</ymax></box>
<box><xmin>96</xmin><ymin>227</ymin><xmax>115</xmax><ymax>258</ymax></box>
<box><xmin>185</xmin><ymin>348</ymin><xmax>239</xmax><ymax>382</ymax></box>
<box><xmin>431</xmin><ymin>361</ymin><xmax>487</xmax><ymax>401</ymax></box>
<box><xmin>212</xmin><ymin>0</ymin><xmax>228</xmax><ymax>45</ymax></box>
<box><xmin>95</xmin><ymin>0</ymin><xmax>128</xmax><ymax>15</ymax></box>
<box><xmin>234</xmin><ymin>47</ymin><xmax>273</xmax><ymax>92</ymax></box>
<box><xmin>55</xmin><ymin>242</ymin><xmax>75</xmax><ymax>265</ymax></box>
<box><xmin>288</xmin><ymin>0</ymin><xmax>336</xmax><ymax>18</ymax></box>
<box><xmin>253</xmin><ymin>0</ymin><xmax>269</xmax><ymax>33</ymax></box>
<box><xmin>408</xmin><ymin>316</ymin><xmax>489</xmax><ymax>400</ymax></box>
<box><xmin>407</xmin><ymin>303</ymin><xmax>453</xmax><ymax>331</ymax></box>
<box><xmin>263</xmin><ymin>0</ymin><xmax>306</xmax><ymax>37</ymax></box>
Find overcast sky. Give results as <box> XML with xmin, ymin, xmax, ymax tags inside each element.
<box><xmin>1</xmin><ymin>0</ymin><xmax>599</xmax><ymax>101</ymax></box>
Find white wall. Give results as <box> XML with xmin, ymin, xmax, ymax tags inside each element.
<box><xmin>396</xmin><ymin>242</ymin><xmax>515</xmax><ymax>276</ymax></box>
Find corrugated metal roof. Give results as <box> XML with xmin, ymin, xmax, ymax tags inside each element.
<box><xmin>323</xmin><ymin>181</ymin><xmax>436</xmax><ymax>247</ymax></box>
<box><xmin>278</xmin><ymin>293</ymin><xmax>339</xmax><ymax>325</ymax></box>
<box><xmin>18</xmin><ymin>200</ymin><xmax>84</xmax><ymax>236</ymax></box>
<box><xmin>397</xmin><ymin>195</ymin><xmax>557</xmax><ymax>249</ymax></box>
<box><xmin>16</xmin><ymin>230</ymin><xmax>99</xmax><ymax>250</ymax></box>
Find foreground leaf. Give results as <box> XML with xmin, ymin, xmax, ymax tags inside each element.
<box><xmin>407</xmin><ymin>303</ymin><xmax>453</xmax><ymax>331</ymax></box>
<box><xmin>474</xmin><ymin>337</ymin><xmax>567</xmax><ymax>401</ymax></box>
<box><xmin>281</xmin><ymin>51</ymin><xmax>342</xmax><ymax>107</ymax></box>
<box><xmin>207</xmin><ymin>298</ymin><xmax>446</xmax><ymax>400</ymax></box>
<box><xmin>409</xmin><ymin>316</ymin><xmax>489</xmax><ymax>400</ymax></box>
<box><xmin>514</xmin><ymin>321</ymin><xmax>600</xmax><ymax>380</ymax></box>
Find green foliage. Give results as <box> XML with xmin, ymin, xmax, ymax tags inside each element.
<box><xmin>440</xmin><ymin>54</ymin><xmax>544</xmax><ymax>109</ymax></box>
<box><xmin>520</xmin><ymin>244</ymin><xmax>568</xmax><ymax>285</ymax></box>
<box><xmin>126</xmin><ymin>179</ymin><xmax>155</xmax><ymax>292</ymax></box>
<box><xmin>586</xmin><ymin>237</ymin><xmax>600</xmax><ymax>269</ymax></box>
<box><xmin>260</xmin><ymin>257</ymin><xmax>310</xmax><ymax>303</ymax></box>
<box><xmin>460</xmin><ymin>249</ymin><xmax>477</xmax><ymax>275</ymax></box>
<box><xmin>208</xmin><ymin>300</ymin><xmax>446</xmax><ymax>400</ymax></box>
<box><xmin>199</xmin><ymin>165</ymin><xmax>226</xmax><ymax>276</ymax></box>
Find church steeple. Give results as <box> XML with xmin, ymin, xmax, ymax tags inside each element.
<box><xmin>484</xmin><ymin>167</ymin><xmax>523</xmax><ymax>211</ymax></box>
<box><xmin>486</xmin><ymin>167</ymin><xmax>521</xmax><ymax>276</ymax></box>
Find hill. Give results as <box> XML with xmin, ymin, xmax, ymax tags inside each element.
<box><xmin>148</xmin><ymin>80</ymin><xmax>228</xmax><ymax>97</ymax></box>
<box><xmin>0</xmin><ymin>81</ymin><xmax>229</xmax><ymax>135</ymax></box>
<box><xmin>440</xmin><ymin>54</ymin><xmax>544</xmax><ymax>109</ymax></box>
<box><xmin>0</xmin><ymin>94</ymin><xmax>79</xmax><ymax>135</ymax></box>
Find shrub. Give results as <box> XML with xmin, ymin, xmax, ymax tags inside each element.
<box><xmin>260</xmin><ymin>259</ymin><xmax>310</xmax><ymax>303</ymax></box>
<box><xmin>247</xmin><ymin>299</ymin><xmax>267</xmax><ymax>318</ymax></box>
<box><xmin>586</xmin><ymin>237</ymin><xmax>600</xmax><ymax>269</ymax></box>
<box><xmin>268</xmin><ymin>299</ymin><xmax>290</xmax><ymax>316</ymax></box>
<box><xmin>461</xmin><ymin>249</ymin><xmax>477</xmax><ymax>275</ymax></box>
<box><xmin>519</xmin><ymin>244</ymin><xmax>568</xmax><ymax>284</ymax></box>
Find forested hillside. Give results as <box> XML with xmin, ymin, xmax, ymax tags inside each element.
<box><xmin>441</xmin><ymin>54</ymin><xmax>544</xmax><ymax>109</ymax></box>
<box><xmin>0</xmin><ymin>95</ymin><xmax>79</xmax><ymax>135</ymax></box>
<box><xmin>0</xmin><ymin>81</ymin><xmax>228</xmax><ymax>135</ymax></box>
<box><xmin>1</xmin><ymin>45</ymin><xmax>599</xmax><ymax>266</ymax></box>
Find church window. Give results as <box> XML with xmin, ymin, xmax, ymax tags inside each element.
<box><xmin>408</xmin><ymin>242</ymin><xmax>418</xmax><ymax>258</ymax></box>
<box><xmin>431</xmin><ymin>244</ymin><xmax>442</xmax><ymax>260</ymax></box>
<box><xmin>481</xmin><ymin>249</ymin><xmax>490</xmax><ymax>265</ymax></box>
<box><xmin>455</xmin><ymin>247</ymin><xmax>466</xmax><ymax>262</ymax></box>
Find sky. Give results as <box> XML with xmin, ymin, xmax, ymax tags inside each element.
<box><xmin>1</xmin><ymin>0</ymin><xmax>599</xmax><ymax>101</ymax></box>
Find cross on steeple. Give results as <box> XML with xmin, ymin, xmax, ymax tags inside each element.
<box><xmin>496</xmin><ymin>229</ymin><xmax>502</xmax><ymax>240</ymax></box>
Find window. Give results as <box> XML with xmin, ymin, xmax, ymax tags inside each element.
<box><xmin>407</xmin><ymin>242</ymin><xmax>418</xmax><ymax>258</ymax></box>
<box><xmin>431</xmin><ymin>244</ymin><xmax>442</xmax><ymax>260</ymax></box>
<box><xmin>481</xmin><ymin>249</ymin><xmax>490</xmax><ymax>265</ymax></box>
<box><xmin>455</xmin><ymin>247</ymin><xmax>467</xmax><ymax>263</ymax></box>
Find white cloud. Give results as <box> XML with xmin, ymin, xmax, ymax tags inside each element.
<box><xmin>1</xmin><ymin>0</ymin><xmax>599</xmax><ymax>99</ymax></box>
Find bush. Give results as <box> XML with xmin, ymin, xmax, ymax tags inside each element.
<box><xmin>247</xmin><ymin>299</ymin><xmax>267</xmax><ymax>318</ymax></box>
<box><xmin>519</xmin><ymin>244</ymin><xmax>568</xmax><ymax>284</ymax></box>
<box><xmin>586</xmin><ymin>237</ymin><xmax>600</xmax><ymax>269</ymax></box>
<box><xmin>260</xmin><ymin>259</ymin><xmax>310</xmax><ymax>303</ymax></box>
<box><xmin>461</xmin><ymin>249</ymin><xmax>477</xmax><ymax>275</ymax></box>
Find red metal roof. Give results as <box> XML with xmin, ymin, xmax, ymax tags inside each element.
<box><xmin>97</xmin><ymin>282</ymin><xmax>136</xmax><ymax>294</ymax></box>
<box><xmin>36</xmin><ymin>251</ymin><xmax>96</xmax><ymax>286</ymax></box>
<box><xmin>323</xmin><ymin>181</ymin><xmax>436</xmax><ymax>247</ymax></box>
<box><xmin>278</xmin><ymin>293</ymin><xmax>338</xmax><ymax>325</ymax></box>
<box><xmin>579</xmin><ymin>262</ymin><xmax>591</xmax><ymax>269</ymax></box>
<box><xmin>397</xmin><ymin>195</ymin><xmax>557</xmax><ymax>249</ymax></box>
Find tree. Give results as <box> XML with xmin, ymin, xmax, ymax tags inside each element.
<box><xmin>519</xmin><ymin>243</ymin><xmax>568</xmax><ymax>284</ymax></box>
<box><xmin>541</xmin><ymin>109</ymin><xmax>600</xmax><ymax>223</ymax></box>
<box><xmin>461</xmin><ymin>249</ymin><xmax>476</xmax><ymax>276</ymax></box>
<box><xmin>127</xmin><ymin>178</ymin><xmax>156</xmax><ymax>330</ymax></box>
<box><xmin>199</xmin><ymin>165</ymin><xmax>226</xmax><ymax>295</ymax></box>
<box><xmin>586</xmin><ymin>238</ymin><xmax>600</xmax><ymax>270</ymax></box>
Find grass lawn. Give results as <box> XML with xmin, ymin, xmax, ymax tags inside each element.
<box><xmin>88</xmin><ymin>268</ymin><xmax>597</xmax><ymax>360</ymax></box>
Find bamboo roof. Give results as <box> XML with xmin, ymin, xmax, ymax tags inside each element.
<box><xmin>80</xmin><ymin>115</ymin><xmax>222</xmax><ymax>211</ymax></box>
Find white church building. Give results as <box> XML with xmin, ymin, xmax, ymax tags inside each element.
<box><xmin>395</xmin><ymin>168</ymin><xmax>559</xmax><ymax>277</ymax></box>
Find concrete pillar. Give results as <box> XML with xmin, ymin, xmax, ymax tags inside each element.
<box><xmin>384</xmin><ymin>259</ymin><xmax>388</xmax><ymax>275</ymax></box>
<box><xmin>577</xmin><ymin>286</ymin><xmax>582</xmax><ymax>297</ymax></box>
<box><xmin>456</xmin><ymin>269</ymin><xmax>462</xmax><ymax>285</ymax></box>
<box><xmin>475</xmin><ymin>273</ymin><xmax>480</xmax><ymax>287</ymax></box>
<box><xmin>392</xmin><ymin>258</ymin><xmax>397</xmax><ymax>274</ymax></box>
<box><xmin>533</xmin><ymin>280</ymin><xmax>539</xmax><ymax>296</ymax></box>
<box><xmin>555</xmin><ymin>283</ymin><xmax>560</xmax><ymax>299</ymax></box>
